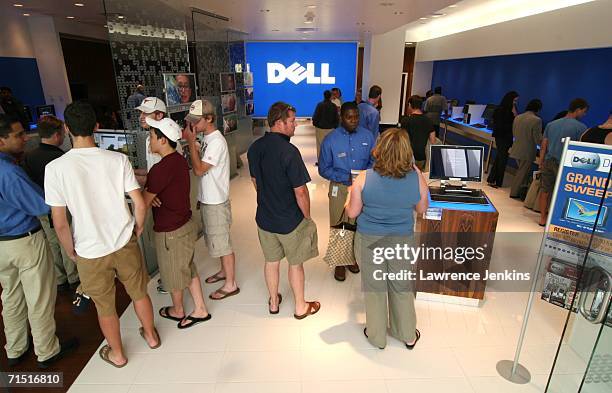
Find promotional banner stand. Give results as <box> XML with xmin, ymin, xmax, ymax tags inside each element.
<box><xmin>496</xmin><ymin>138</ymin><xmax>573</xmax><ymax>385</ymax></box>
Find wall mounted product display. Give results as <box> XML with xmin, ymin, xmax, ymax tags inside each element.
<box><xmin>220</xmin><ymin>72</ymin><xmax>236</xmax><ymax>93</ymax></box>
<box><xmin>541</xmin><ymin>141</ymin><xmax>611</xmax><ymax>326</ymax></box>
<box><xmin>245</xmin><ymin>87</ymin><xmax>254</xmax><ymax>101</ymax></box>
<box><xmin>163</xmin><ymin>73</ymin><xmax>197</xmax><ymax>108</ymax></box>
<box><xmin>246</xmin><ymin>101</ymin><xmax>254</xmax><ymax>116</ymax></box>
<box><xmin>36</xmin><ymin>104</ymin><xmax>56</xmax><ymax>119</ymax></box>
<box><xmin>223</xmin><ymin>114</ymin><xmax>238</xmax><ymax>134</ymax></box>
<box><xmin>243</xmin><ymin>72</ymin><xmax>253</xmax><ymax>87</ymax></box>
<box><xmin>221</xmin><ymin>93</ymin><xmax>237</xmax><ymax>114</ymax></box>
<box><xmin>245</xmin><ymin>41</ymin><xmax>358</xmax><ymax>117</ymax></box>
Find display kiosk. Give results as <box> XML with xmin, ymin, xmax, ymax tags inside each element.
<box><xmin>416</xmin><ymin>145</ymin><xmax>499</xmax><ymax>306</ymax></box>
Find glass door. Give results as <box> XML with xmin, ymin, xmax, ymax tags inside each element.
<box><xmin>546</xmin><ymin>161</ymin><xmax>611</xmax><ymax>393</ymax></box>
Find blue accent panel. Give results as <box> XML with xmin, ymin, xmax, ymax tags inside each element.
<box><xmin>245</xmin><ymin>41</ymin><xmax>358</xmax><ymax>118</ymax></box>
<box><xmin>431</xmin><ymin>47</ymin><xmax>612</xmax><ymax>127</ymax></box>
<box><xmin>0</xmin><ymin>57</ymin><xmax>45</xmax><ymax>110</ymax></box>
<box><xmin>428</xmin><ymin>197</ymin><xmax>497</xmax><ymax>213</ymax></box>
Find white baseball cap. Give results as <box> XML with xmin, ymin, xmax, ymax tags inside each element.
<box><xmin>185</xmin><ymin>99</ymin><xmax>215</xmax><ymax>123</ymax></box>
<box><xmin>136</xmin><ymin>97</ymin><xmax>167</xmax><ymax>114</ymax></box>
<box><xmin>145</xmin><ymin>117</ymin><xmax>182</xmax><ymax>142</ymax></box>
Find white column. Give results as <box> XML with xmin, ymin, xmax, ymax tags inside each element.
<box><xmin>26</xmin><ymin>16</ymin><xmax>72</xmax><ymax>119</ymax></box>
<box><xmin>364</xmin><ymin>26</ymin><xmax>406</xmax><ymax>125</ymax></box>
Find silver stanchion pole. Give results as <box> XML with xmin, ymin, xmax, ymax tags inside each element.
<box><xmin>496</xmin><ymin>138</ymin><xmax>570</xmax><ymax>384</ymax></box>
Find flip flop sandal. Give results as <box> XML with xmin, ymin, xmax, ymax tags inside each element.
<box><xmin>209</xmin><ymin>287</ymin><xmax>240</xmax><ymax>300</ymax></box>
<box><xmin>139</xmin><ymin>327</ymin><xmax>162</xmax><ymax>349</ymax></box>
<box><xmin>205</xmin><ymin>272</ymin><xmax>226</xmax><ymax>284</ymax></box>
<box><xmin>268</xmin><ymin>293</ymin><xmax>283</xmax><ymax>314</ymax></box>
<box><xmin>294</xmin><ymin>301</ymin><xmax>321</xmax><ymax>320</ymax></box>
<box><xmin>177</xmin><ymin>313</ymin><xmax>212</xmax><ymax>329</ymax></box>
<box><xmin>159</xmin><ymin>306</ymin><xmax>185</xmax><ymax>322</ymax></box>
<box><xmin>98</xmin><ymin>345</ymin><xmax>127</xmax><ymax>368</ymax></box>
<box><xmin>405</xmin><ymin>329</ymin><xmax>421</xmax><ymax>350</ymax></box>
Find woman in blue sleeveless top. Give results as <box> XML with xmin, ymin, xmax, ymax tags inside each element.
<box><xmin>346</xmin><ymin>128</ymin><xmax>429</xmax><ymax>349</ymax></box>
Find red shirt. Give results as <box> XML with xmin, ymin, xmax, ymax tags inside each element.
<box><xmin>145</xmin><ymin>152</ymin><xmax>192</xmax><ymax>232</ymax></box>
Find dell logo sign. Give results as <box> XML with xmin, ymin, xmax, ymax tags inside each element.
<box><xmin>571</xmin><ymin>152</ymin><xmax>601</xmax><ymax>170</ymax></box>
<box><xmin>267</xmin><ymin>62</ymin><xmax>336</xmax><ymax>85</ymax></box>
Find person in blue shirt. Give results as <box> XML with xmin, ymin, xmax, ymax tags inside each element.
<box><xmin>358</xmin><ymin>85</ymin><xmax>382</xmax><ymax>139</ymax></box>
<box><xmin>0</xmin><ymin>114</ymin><xmax>78</xmax><ymax>368</ymax></box>
<box><xmin>319</xmin><ymin>101</ymin><xmax>375</xmax><ymax>281</ymax></box>
<box><xmin>538</xmin><ymin>98</ymin><xmax>589</xmax><ymax>226</ymax></box>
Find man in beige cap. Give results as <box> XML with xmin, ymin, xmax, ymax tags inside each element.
<box><xmin>184</xmin><ymin>100</ymin><xmax>240</xmax><ymax>300</ymax></box>
<box><xmin>142</xmin><ymin>117</ymin><xmax>211</xmax><ymax>328</ymax></box>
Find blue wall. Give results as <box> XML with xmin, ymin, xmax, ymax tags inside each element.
<box><xmin>431</xmin><ymin>47</ymin><xmax>612</xmax><ymax>127</ymax></box>
<box><xmin>0</xmin><ymin>57</ymin><xmax>45</xmax><ymax>112</ymax></box>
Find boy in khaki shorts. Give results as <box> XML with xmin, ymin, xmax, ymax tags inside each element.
<box><xmin>247</xmin><ymin>101</ymin><xmax>321</xmax><ymax>319</ymax></box>
<box><xmin>142</xmin><ymin>117</ymin><xmax>211</xmax><ymax>328</ymax></box>
<box><xmin>184</xmin><ymin>100</ymin><xmax>240</xmax><ymax>300</ymax></box>
<box><xmin>45</xmin><ymin>102</ymin><xmax>159</xmax><ymax>368</ymax></box>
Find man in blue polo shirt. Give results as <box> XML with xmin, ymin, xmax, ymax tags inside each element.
<box><xmin>538</xmin><ymin>98</ymin><xmax>589</xmax><ymax>226</ymax></box>
<box><xmin>0</xmin><ymin>114</ymin><xmax>77</xmax><ymax>368</ymax></box>
<box><xmin>319</xmin><ymin>101</ymin><xmax>375</xmax><ymax>281</ymax></box>
<box><xmin>358</xmin><ymin>85</ymin><xmax>382</xmax><ymax>139</ymax></box>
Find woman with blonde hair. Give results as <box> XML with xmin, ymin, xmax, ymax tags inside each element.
<box><xmin>346</xmin><ymin>128</ymin><xmax>429</xmax><ymax>349</ymax></box>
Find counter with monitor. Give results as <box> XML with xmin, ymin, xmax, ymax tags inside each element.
<box><xmin>417</xmin><ymin>145</ymin><xmax>498</xmax><ymax>306</ymax></box>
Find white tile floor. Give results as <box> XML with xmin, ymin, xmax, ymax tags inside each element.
<box><xmin>69</xmin><ymin>124</ymin><xmax>582</xmax><ymax>393</ymax></box>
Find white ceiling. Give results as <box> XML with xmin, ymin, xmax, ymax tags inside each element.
<box><xmin>6</xmin><ymin>0</ymin><xmax>460</xmax><ymax>41</ymax></box>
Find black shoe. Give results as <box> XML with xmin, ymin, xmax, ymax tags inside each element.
<box><xmin>334</xmin><ymin>266</ymin><xmax>346</xmax><ymax>282</ymax></box>
<box><xmin>37</xmin><ymin>338</ymin><xmax>79</xmax><ymax>369</ymax></box>
<box><xmin>57</xmin><ymin>282</ymin><xmax>70</xmax><ymax>292</ymax></box>
<box><xmin>347</xmin><ymin>263</ymin><xmax>360</xmax><ymax>274</ymax></box>
<box><xmin>405</xmin><ymin>329</ymin><xmax>421</xmax><ymax>350</ymax></box>
<box><xmin>7</xmin><ymin>341</ymin><xmax>31</xmax><ymax>367</ymax></box>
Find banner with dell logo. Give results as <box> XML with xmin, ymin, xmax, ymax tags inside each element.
<box><xmin>246</xmin><ymin>42</ymin><xmax>358</xmax><ymax>118</ymax></box>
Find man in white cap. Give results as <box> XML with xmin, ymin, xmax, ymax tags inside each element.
<box><xmin>183</xmin><ymin>100</ymin><xmax>240</xmax><ymax>300</ymax></box>
<box><xmin>134</xmin><ymin>97</ymin><xmax>181</xmax><ymax>294</ymax></box>
<box><xmin>142</xmin><ymin>117</ymin><xmax>211</xmax><ymax>329</ymax></box>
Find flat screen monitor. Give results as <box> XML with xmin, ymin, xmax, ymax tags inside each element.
<box><xmin>482</xmin><ymin>104</ymin><xmax>497</xmax><ymax>122</ymax></box>
<box><xmin>93</xmin><ymin>131</ymin><xmax>131</xmax><ymax>155</ymax></box>
<box><xmin>429</xmin><ymin>145</ymin><xmax>484</xmax><ymax>182</ymax></box>
<box><xmin>36</xmin><ymin>104</ymin><xmax>56</xmax><ymax>118</ymax></box>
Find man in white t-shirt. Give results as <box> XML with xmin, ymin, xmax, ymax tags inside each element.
<box><xmin>184</xmin><ymin>100</ymin><xmax>239</xmax><ymax>300</ymax></box>
<box><xmin>45</xmin><ymin>102</ymin><xmax>160</xmax><ymax>368</ymax></box>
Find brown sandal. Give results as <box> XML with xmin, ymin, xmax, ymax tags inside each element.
<box><xmin>205</xmin><ymin>272</ymin><xmax>226</xmax><ymax>284</ymax></box>
<box><xmin>294</xmin><ymin>301</ymin><xmax>321</xmax><ymax>320</ymax></box>
<box><xmin>209</xmin><ymin>287</ymin><xmax>240</xmax><ymax>300</ymax></box>
<box><xmin>98</xmin><ymin>345</ymin><xmax>127</xmax><ymax>368</ymax></box>
<box><xmin>139</xmin><ymin>327</ymin><xmax>161</xmax><ymax>349</ymax></box>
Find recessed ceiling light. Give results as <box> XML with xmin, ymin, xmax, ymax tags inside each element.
<box><xmin>66</xmin><ymin>16</ymin><xmax>75</xmax><ymax>19</ymax></box>
<box><xmin>74</xmin><ymin>2</ymin><xmax>84</xmax><ymax>6</ymax></box>
<box><xmin>449</xmin><ymin>4</ymin><xmax>458</xmax><ymax>8</ymax></box>
<box><xmin>14</xmin><ymin>4</ymin><xmax>23</xmax><ymax>7</ymax></box>
<box><xmin>306</xmin><ymin>5</ymin><xmax>316</xmax><ymax>8</ymax></box>
<box><xmin>379</xmin><ymin>2</ymin><xmax>395</xmax><ymax>6</ymax></box>
<box><xmin>405</xmin><ymin>42</ymin><xmax>414</xmax><ymax>45</ymax></box>
<box><xmin>103</xmin><ymin>24</ymin><xmax>108</xmax><ymax>27</ymax></box>
<box><xmin>117</xmin><ymin>15</ymin><xmax>124</xmax><ymax>19</ymax></box>
<box><xmin>393</xmin><ymin>11</ymin><xmax>404</xmax><ymax>15</ymax></box>
<box><xmin>23</xmin><ymin>13</ymin><xmax>30</xmax><ymax>16</ymax></box>
<box><xmin>431</xmin><ymin>13</ymin><xmax>445</xmax><ymax>18</ymax></box>
<box><xmin>304</xmin><ymin>20</ymin><xmax>313</xmax><ymax>24</ymax></box>
<box><xmin>419</xmin><ymin>17</ymin><xmax>428</xmax><ymax>20</ymax></box>
<box><xmin>259</xmin><ymin>9</ymin><xmax>270</xmax><ymax>12</ymax></box>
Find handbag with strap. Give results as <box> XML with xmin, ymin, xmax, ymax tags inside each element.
<box><xmin>324</xmin><ymin>223</ymin><xmax>356</xmax><ymax>268</ymax></box>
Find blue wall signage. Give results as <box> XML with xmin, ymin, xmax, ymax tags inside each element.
<box><xmin>245</xmin><ymin>41</ymin><xmax>358</xmax><ymax>118</ymax></box>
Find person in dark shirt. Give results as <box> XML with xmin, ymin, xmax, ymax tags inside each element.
<box><xmin>23</xmin><ymin>115</ymin><xmax>80</xmax><ymax>291</ymax></box>
<box><xmin>143</xmin><ymin>117</ymin><xmax>211</xmax><ymax>329</ymax></box>
<box><xmin>400</xmin><ymin>95</ymin><xmax>436</xmax><ymax>171</ymax></box>
<box><xmin>248</xmin><ymin>102</ymin><xmax>321</xmax><ymax>319</ymax></box>
<box><xmin>581</xmin><ymin>109</ymin><xmax>612</xmax><ymax>145</ymax></box>
<box><xmin>487</xmin><ymin>91</ymin><xmax>519</xmax><ymax>188</ymax></box>
<box><xmin>312</xmin><ymin>90</ymin><xmax>339</xmax><ymax>164</ymax></box>
<box><xmin>0</xmin><ymin>87</ymin><xmax>28</xmax><ymax>130</ymax></box>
